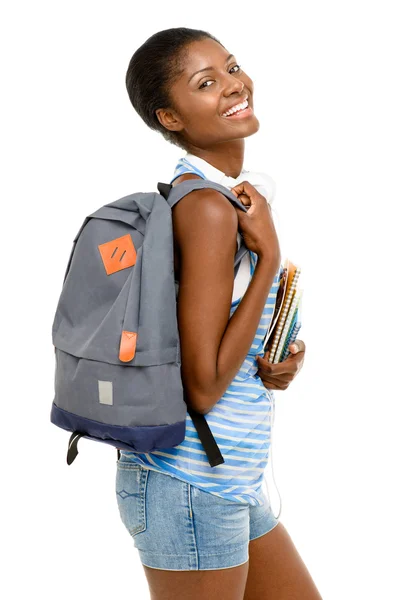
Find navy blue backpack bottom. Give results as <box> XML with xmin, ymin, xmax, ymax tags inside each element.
<box><xmin>50</xmin><ymin>402</ymin><xmax>225</xmax><ymax>468</ymax></box>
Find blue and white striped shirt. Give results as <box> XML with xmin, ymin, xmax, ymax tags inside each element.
<box><xmin>120</xmin><ymin>154</ymin><xmax>282</xmax><ymax>506</ymax></box>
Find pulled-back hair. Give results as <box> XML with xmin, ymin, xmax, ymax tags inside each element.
<box><xmin>125</xmin><ymin>27</ymin><xmax>223</xmax><ymax>150</ymax></box>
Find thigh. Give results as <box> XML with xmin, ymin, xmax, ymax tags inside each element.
<box><xmin>143</xmin><ymin>562</ymin><xmax>249</xmax><ymax>600</ymax></box>
<box><xmin>243</xmin><ymin>521</ymin><xmax>323</xmax><ymax>600</ymax></box>
<box><xmin>142</xmin><ymin>477</ymin><xmax>251</xmax><ymax>600</ymax></box>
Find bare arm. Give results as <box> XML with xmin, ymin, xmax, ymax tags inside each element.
<box><xmin>172</xmin><ymin>187</ymin><xmax>279</xmax><ymax>415</ymax></box>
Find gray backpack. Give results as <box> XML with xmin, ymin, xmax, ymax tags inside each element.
<box><xmin>50</xmin><ymin>179</ymin><xmax>249</xmax><ymax>467</ymax></box>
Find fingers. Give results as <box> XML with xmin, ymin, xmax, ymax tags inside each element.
<box><xmin>231</xmin><ymin>180</ymin><xmax>261</xmax><ymax>200</ymax></box>
<box><xmin>288</xmin><ymin>339</ymin><xmax>306</xmax><ymax>354</ymax></box>
<box><xmin>260</xmin><ymin>374</ymin><xmax>292</xmax><ymax>390</ymax></box>
<box><xmin>236</xmin><ymin>194</ymin><xmax>251</xmax><ymax>207</ymax></box>
<box><xmin>256</xmin><ymin>347</ymin><xmax>302</xmax><ymax>374</ymax></box>
<box><xmin>231</xmin><ymin>181</ymin><xmax>269</xmax><ymax>217</ymax></box>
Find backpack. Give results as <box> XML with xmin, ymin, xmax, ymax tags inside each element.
<box><xmin>50</xmin><ymin>178</ymin><xmax>250</xmax><ymax>467</ymax></box>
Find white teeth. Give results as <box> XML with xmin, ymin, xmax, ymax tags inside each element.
<box><xmin>223</xmin><ymin>99</ymin><xmax>249</xmax><ymax>117</ymax></box>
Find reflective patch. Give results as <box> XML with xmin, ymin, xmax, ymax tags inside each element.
<box><xmin>98</xmin><ymin>380</ymin><xmax>113</xmax><ymax>405</ymax></box>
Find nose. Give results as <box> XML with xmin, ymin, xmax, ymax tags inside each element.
<box><xmin>223</xmin><ymin>74</ymin><xmax>245</xmax><ymax>97</ymax></box>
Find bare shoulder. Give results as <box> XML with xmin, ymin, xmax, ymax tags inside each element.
<box><xmin>171</xmin><ymin>174</ymin><xmax>238</xmax><ymax>251</ymax></box>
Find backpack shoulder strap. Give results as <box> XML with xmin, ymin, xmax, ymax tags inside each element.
<box><xmin>158</xmin><ymin>179</ymin><xmax>245</xmax><ymax>211</ymax></box>
<box><xmin>157</xmin><ymin>180</ymin><xmax>249</xmax><ymax>277</ymax></box>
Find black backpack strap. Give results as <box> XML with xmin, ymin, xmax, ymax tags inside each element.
<box><xmin>186</xmin><ymin>406</ymin><xmax>225</xmax><ymax>467</ymax></box>
<box><xmin>66</xmin><ymin>431</ymin><xmax>85</xmax><ymax>465</ymax></box>
<box><xmin>157</xmin><ymin>182</ymin><xmax>173</xmax><ymax>200</ymax></box>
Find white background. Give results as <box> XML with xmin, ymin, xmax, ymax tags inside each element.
<box><xmin>2</xmin><ymin>1</ymin><xmax>399</xmax><ymax>598</ymax></box>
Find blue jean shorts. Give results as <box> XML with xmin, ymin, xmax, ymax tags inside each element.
<box><xmin>115</xmin><ymin>454</ymin><xmax>280</xmax><ymax>571</ymax></box>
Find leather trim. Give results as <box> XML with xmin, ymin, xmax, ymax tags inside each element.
<box><xmin>119</xmin><ymin>331</ymin><xmax>137</xmax><ymax>362</ymax></box>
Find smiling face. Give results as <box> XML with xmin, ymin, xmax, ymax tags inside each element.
<box><xmin>155</xmin><ymin>37</ymin><xmax>260</xmax><ymax>151</ymax></box>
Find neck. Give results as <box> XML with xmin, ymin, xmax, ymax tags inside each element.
<box><xmin>185</xmin><ymin>139</ymin><xmax>245</xmax><ymax>179</ymax></box>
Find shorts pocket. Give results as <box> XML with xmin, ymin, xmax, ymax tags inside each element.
<box><xmin>115</xmin><ymin>461</ymin><xmax>149</xmax><ymax>537</ymax></box>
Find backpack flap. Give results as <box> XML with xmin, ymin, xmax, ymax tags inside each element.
<box><xmin>118</xmin><ymin>192</ymin><xmax>179</xmax><ymax>366</ymax></box>
<box><xmin>52</xmin><ymin>192</ymin><xmax>179</xmax><ymax>367</ymax></box>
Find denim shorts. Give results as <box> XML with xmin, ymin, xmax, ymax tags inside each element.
<box><xmin>115</xmin><ymin>454</ymin><xmax>280</xmax><ymax>571</ymax></box>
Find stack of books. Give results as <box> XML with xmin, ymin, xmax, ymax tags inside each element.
<box><xmin>263</xmin><ymin>259</ymin><xmax>303</xmax><ymax>363</ymax></box>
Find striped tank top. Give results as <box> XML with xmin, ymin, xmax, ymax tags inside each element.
<box><xmin>120</xmin><ymin>156</ymin><xmax>283</xmax><ymax>507</ymax></box>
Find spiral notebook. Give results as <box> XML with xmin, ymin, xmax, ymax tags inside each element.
<box><xmin>263</xmin><ymin>258</ymin><xmax>303</xmax><ymax>363</ymax></box>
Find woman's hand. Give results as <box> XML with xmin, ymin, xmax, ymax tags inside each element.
<box><xmin>256</xmin><ymin>339</ymin><xmax>306</xmax><ymax>391</ymax></box>
<box><xmin>230</xmin><ymin>181</ymin><xmax>281</xmax><ymax>263</ymax></box>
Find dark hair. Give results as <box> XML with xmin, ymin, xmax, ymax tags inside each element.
<box><xmin>125</xmin><ymin>27</ymin><xmax>223</xmax><ymax>150</ymax></box>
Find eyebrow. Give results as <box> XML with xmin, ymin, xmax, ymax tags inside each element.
<box><xmin>188</xmin><ymin>54</ymin><xmax>235</xmax><ymax>83</ymax></box>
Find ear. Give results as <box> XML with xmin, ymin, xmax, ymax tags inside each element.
<box><xmin>155</xmin><ymin>108</ymin><xmax>184</xmax><ymax>133</ymax></box>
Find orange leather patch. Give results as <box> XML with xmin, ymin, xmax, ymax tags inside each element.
<box><xmin>119</xmin><ymin>331</ymin><xmax>137</xmax><ymax>362</ymax></box>
<box><xmin>98</xmin><ymin>234</ymin><xmax>137</xmax><ymax>275</ymax></box>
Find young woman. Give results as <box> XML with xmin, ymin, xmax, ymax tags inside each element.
<box><xmin>116</xmin><ymin>27</ymin><xmax>321</xmax><ymax>600</ymax></box>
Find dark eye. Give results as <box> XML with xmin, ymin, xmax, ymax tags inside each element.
<box><xmin>198</xmin><ymin>64</ymin><xmax>242</xmax><ymax>89</ymax></box>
